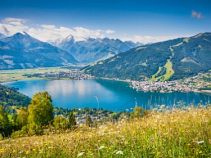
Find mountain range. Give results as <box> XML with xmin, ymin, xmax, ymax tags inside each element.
<box><xmin>53</xmin><ymin>35</ymin><xmax>140</xmax><ymax>63</ymax></box>
<box><xmin>0</xmin><ymin>32</ymin><xmax>77</xmax><ymax>70</ymax></box>
<box><xmin>83</xmin><ymin>33</ymin><xmax>211</xmax><ymax>81</ymax></box>
<box><xmin>0</xmin><ymin>33</ymin><xmax>139</xmax><ymax>69</ymax></box>
<box><xmin>0</xmin><ymin>32</ymin><xmax>210</xmax><ymax>81</ymax></box>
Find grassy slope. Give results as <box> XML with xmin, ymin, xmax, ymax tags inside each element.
<box><xmin>151</xmin><ymin>59</ymin><xmax>174</xmax><ymax>81</ymax></box>
<box><xmin>0</xmin><ymin>107</ymin><xmax>210</xmax><ymax>158</ymax></box>
<box><xmin>162</xmin><ymin>59</ymin><xmax>174</xmax><ymax>81</ymax></box>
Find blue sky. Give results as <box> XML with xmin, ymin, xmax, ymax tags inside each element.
<box><xmin>0</xmin><ymin>0</ymin><xmax>210</xmax><ymax>43</ymax></box>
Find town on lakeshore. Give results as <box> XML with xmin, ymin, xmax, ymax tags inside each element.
<box><xmin>0</xmin><ymin>0</ymin><xmax>211</xmax><ymax>157</ymax></box>
<box><xmin>130</xmin><ymin>72</ymin><xmax>211</xmax><ymax>93</ymax></box>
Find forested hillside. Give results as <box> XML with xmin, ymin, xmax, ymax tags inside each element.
<box><xmin>0</xmin><ymin>84</ymin><xmax>30</xmax><ymax>106</ymax></box>
<box><xmin>84</xmin><ymin>33</ymin><xmax>211</xmax><ymax>81</ymax></box>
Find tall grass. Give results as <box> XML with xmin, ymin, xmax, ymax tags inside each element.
<box><xmin>0</xmin><ymin>106</ymin><xmax>210</xmax><ymax>158</ymax></box>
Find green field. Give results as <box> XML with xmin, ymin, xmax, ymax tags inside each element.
<box><xmin>0</xmin><ymin>67</ymin><xmax>70</xmax><ymax>83</ymax></box>
<box><xmin>151</xmin><ymin>59</ymin><xmax>174</xmax><ymax>81</ymax></box>
<box><xmin>162</xmin><ymin>59</ymin><xmax>174</xmax><ymax>80</ymax></box>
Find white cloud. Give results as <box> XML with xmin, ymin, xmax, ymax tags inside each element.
<box><xmin>0</xmin><ymin>17</ymin><xmax>182</xmax><ymax>44</ymax></box>
<box><xmin>2</xmin><ymin>17</ymin><xmax>26</xmax><ymax>26</ymax></box>
<box><xmin>0</xmin><ymin>17</ymin><xmax>115</xmax><ymax>42</ymax></box>
<box><xmin>120</xmin><ymin>35</ymin><xmax>180</xmax><ymax>44</ymax></box>
<box><xmin>0</xmin><ymin>18</ymin><xmax>28</xmax><ymax>35</ymax></box>
<box><xmin>192</xmin><ymin>10</ymin><xmax>203</xmax><ymax>19</ymax></box>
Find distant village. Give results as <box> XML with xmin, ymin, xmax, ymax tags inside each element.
<box><xmin>53</xmin><ymin>107</ymin><xmax>128</xmax><ymax>125</ymax></box>
<box><xmin>131</xmin><ymin>72</ymin><xmax>211</xmax><ymax>93</ymax></box>
<box><xmin>24</xmin><ymin>69</ymin><xmax>93</xmax><ymax>80</ymax></box>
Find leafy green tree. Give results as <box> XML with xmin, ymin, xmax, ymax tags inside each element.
<box><xmin>16</xmin><ymin>108</ymin><xmax>28</xmax><ymax>129</ymax></box>
<box><xmin>0</xmin><ymin>106</ymin><xmax>11</xmax><ymax>137</ymax></box>
<box><xmin>68</xmin><ymin>112</ymin><xmax>76</xmax><ymax>128</ymax></box>
<box><xmin>85</xmin><ymin>115</ymin><xmax>93</xmax><ymax>127</ymax></box>
<box><xmin>53</xmin><ymin>115</ymin><xmax>69</xmax><ymax>129</ymax></box>
<box><xmin>28</xmin><ymin>92</ymin><xmax>54</xmax><ymax>127</ymax></box>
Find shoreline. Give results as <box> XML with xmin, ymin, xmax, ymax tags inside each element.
<box><xmin>96</xmin><ymin>77</ymin><xmax>211</xmax><ymax>94</ymax></box>
<box><xmin>130</xmin><ymin>80</ymin><xmax>211</xmax><ymax>94</ymax></box>
<box><xmin>1</xmin><ymin>77</ymin><xmax>210</xmax><ymax>95</ymax></box>
<box><xmin>97</xmin><ymin>77</ymin><xmax>211</xmax><ymax>95</ymax></box>
<box><xmin>0</xmin><ymin>68</ymin><xmax>210</xmax><ymax>94</ymax></box>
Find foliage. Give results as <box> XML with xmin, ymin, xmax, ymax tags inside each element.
<box><xmin>85</xmin><ymin>115</ymin><xmax>93</xmax><ymax>127</ymax></box>
<box><xmin>0</xmin><ymin>106</ymin><xmax>210</xmax><ymax>157</ymax></box>
<box><xmin>16</xmin><ymin>108</ymin><xmax>28</xmax><ymax>129</ymax></box>
<box><xmin>28</xmin><ymin>92</ymin><xmax>54</xmax><ymax>127</ymax></box>
<box><xmin>53</xmin><ymin>116</ymin><xmax>69</xmax><ymax>130</ymax></box>
<box><xmin>0</xmin><ymin>134</ymin><xmax>3</xmax><ymax>141</ymax></box>
<box><xmin>0</xmin><ymin>106</ymin><xmax>11</xmax><ymax>137</ymax></box>
<box><xmin>0</xmin><ymin>84</ymin><xmax>30</xmax><ymax>107</ymax></box>
<box><xmin>11</xmin><ymin>126</ymin><xmax>28</xmax><ymax>139</ymax></box>
<box><xmin>68</xmin><ymin>112</ymin><xmax>76</xmax><ymax>128</ymax></box>
<box><xmin>131</xmin><ymin>106</ymin><xmax>143</xmax><ymax>118</ymax></box>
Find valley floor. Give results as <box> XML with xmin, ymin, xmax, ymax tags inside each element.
<box><xmin>0</xmin><ymin>67</ymin><xmax>92</xmax><ymax>83</ymax></box>
<box><xmin>0</xmin><ymin>106</ymin><xmax>210</xmax><ymax>158</ymax></box>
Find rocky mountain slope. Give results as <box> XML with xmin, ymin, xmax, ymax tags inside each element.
<box><xmin>56</xmin><ymin>36</ymin><xmax>140</xmax><ymax>63</ymax></box>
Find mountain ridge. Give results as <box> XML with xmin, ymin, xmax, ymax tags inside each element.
<box><xmin>83</xmin><ymin>32</ymin><xmax>211</xmax><ymax>81</ymax></box>
<box><xmin>55</xmin><ymin>35</ymin><xmax>140</xmax><ymax>63</ymax></box>
<box><xmin>0</xmin><ymin>32</ymin><xmax>78</xmax><ymax>70</ymax></box>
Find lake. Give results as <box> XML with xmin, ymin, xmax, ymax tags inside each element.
<box><xmin>4</xmin><ymin>79</ymin><xmax>211</xmax><ymax>111</ymax></box>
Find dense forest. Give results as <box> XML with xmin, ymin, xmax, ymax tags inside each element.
<box><xmin>0</xmin><ymin>84</ymin><xmax>30</xmax><ymax>106</ymax></box>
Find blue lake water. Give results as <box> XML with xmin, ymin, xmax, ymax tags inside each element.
<box><xmin>4</xmin><ymin>79</ymin><xmax>211</xmax><ymax>111</ymax></box>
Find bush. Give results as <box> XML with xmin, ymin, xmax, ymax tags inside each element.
<box><xmin>11</xmin><ymin>127</ymin><xmax>28</xmax><ymax>139</ymax></box>
<box><xmin>53</xmin><ymin>116</ymin><xmax>69</xmax><ymax>130</ymax></box>
<box><xmin>28</xmin><ymin>122</ymin><xmax>43</xmax><ymax>135</ymax></box>
<box><xmin>131</xmin><ymin>106</ymin><xmax>144</xmax><ymax>118</ymax></box>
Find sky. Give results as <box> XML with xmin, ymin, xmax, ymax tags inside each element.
<box><xmin>0</xmin><ymin>0</ymin><xmax>210</xmax><ymax>43</ymax></box>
